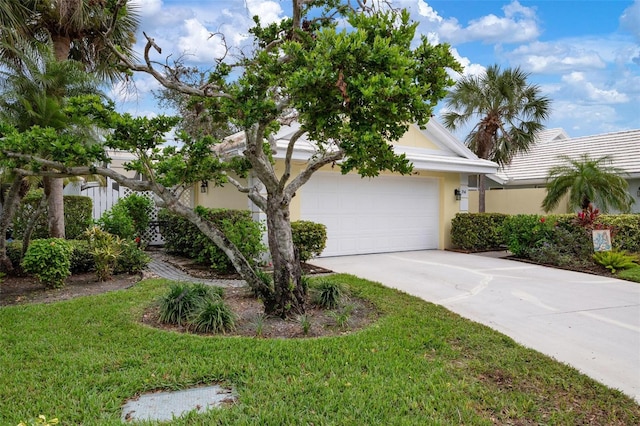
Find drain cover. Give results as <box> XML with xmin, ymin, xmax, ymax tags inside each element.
<box><xmin>121</xmin><ymin>385</ymin><xmax>236</xmax><ymax>422</ymax></box>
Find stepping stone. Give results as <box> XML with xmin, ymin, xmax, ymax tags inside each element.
<box><xmin>121</xmin><ymin>385</ymin><xmax>236</xmax><ymax>422</ymax></box>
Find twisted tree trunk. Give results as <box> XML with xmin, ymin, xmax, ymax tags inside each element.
<box><xmin>263</xmin><ymin>196</ymin><xmax>305</xmax><ymax>318</ymax></box>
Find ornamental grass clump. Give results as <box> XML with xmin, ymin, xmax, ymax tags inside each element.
<box><xmin>158</xmin><ymin>282</ymin><xmax>234</xmax><ymax>333</ymax></box>
<box><xmin>312</xmin><ymin>280</ymin><xmax>343</xmax><ymax>309</ymax></box>
<box><xmin>188</xmin><ymin>297</ymin><xmax>236</xmax><ymax>334</ymax></box>
<box><xmin>158</xmin><ymin>282</ymin><xmax>203</xmax><ymax>326</ymax></box>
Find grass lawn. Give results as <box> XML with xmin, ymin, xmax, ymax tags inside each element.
<box><xmin>619</xmin><ymin>266</ymin><xmax>640</xmax><ymax>283</ymax></box>
<box><xmin>1</xmin><ymin>275</ymin><xmax>638</xmax><ymax>425</ymax></box>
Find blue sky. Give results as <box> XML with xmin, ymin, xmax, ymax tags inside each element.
<box><xmin>116</xmin><ymin>0</ymin><xmax>640</xmax><ymax>139</ymax></box>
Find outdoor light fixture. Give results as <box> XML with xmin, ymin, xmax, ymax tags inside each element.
<box><xmin>637</xmin><ymin>187</ymin><xmax>640</xmax><ymax>197</ymax></box>
<box><xmin>200</xmin><ymin>181</ymin><xmax>209</xmax><ymax>193</ymax></box>
<box><xmin>454</xmin><ymin>188</ymin><xmax>462</xmax><ymax>201</ymax></box>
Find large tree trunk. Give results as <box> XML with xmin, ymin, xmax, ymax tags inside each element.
<box><xmin>44</xmin><ymin>34</ymin><xmax>73</xmax><ymax>239</ymax></box>
<box><xmin>478</xmin><ymin>174</ymin><xmax>486</xmax><ymax>213</ymax></box>
<box><xmin>0</xmin><ymin>178</ymin><xmax>28</xmax><ymax>272</ymax></box>
<box><xmin>43</xmin><ymin>176</ymin><xmax>65</xmax><ymax>238</ymax></box>
<box><xmin>264</xmin><ymin>196</ymin><xmax>305</xmax><ymax>318</ymax></box>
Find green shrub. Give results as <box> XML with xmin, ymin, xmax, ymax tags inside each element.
<box><xmin>63</xmin><ymin>196</ymin><xmax>93</xmax><ymax>240</ymax></box>
<box><xmin>312</xmin><ymin>279</ymin><xmax>343</xmax><ymax>309</ymax></box>
<box><xmin>118</xmin><ymin>193</ymin><xmax>155</xmax><ymax>237</ymax></box>
<box><xmin>188</xmin><ymin>297</ymin><xmax>236</xmax><ymax>334</ymax></box>
<box><xmin>6</xmin><ymin>241</ymin><xmax>24</xmax><ymax>272</ymax></box>
<box><xmin>98</xmin><ymin>203</ymin><xmax>135</xmax><ymax>240</ymax></box>
<box><xmin>12</xmin><ymin>191</ymin><xmax>93</xmax><ymax>240</ymax></box>
<box><xmin>593</xmin><ymin>250</ymin><xmax>639</xmax><ymax>274</ymax></box>
<box><xmin>450</xmin><ymin>213</ymin><xmax>508</xmax><ymax>251</ymax></box>
<box><xmin>22</xmin><ymin>238</ymin><xmax>73</xmax><ymax>288</ymax></box>
<box><xmin>291</xmin><ymin>220</ymin><xmax>327</xmax><ymax>261</ymax></box>
<box><xmin>84</xmin><ymin>226</ymin><xmax>123</xmax><ymax>281</ymax></box>
<box><xmin>114</xmin><ymin>239</ymin><xmax>150</xmax><ymax>275</ymax></box>
<box><xmin>67</xmin><ymin>240</ymin><xmax>96</xmax><ymax>273</ymax></box>
<box><xmin>501</xmin><ymin>214</ymin><xmax>554</xmax><ymax>258</ymax></box>
<box><xmin>159</xmin><ymin>207</ymin><xmax>266</xmax><ymax>272</ymax></box>
<box><xmin>527</xmin><ymin>223</ymin><xmax>592</xmax><ymax>269</ymax></box>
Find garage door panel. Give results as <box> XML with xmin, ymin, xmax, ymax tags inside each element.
<box><xmin>300</xmin><ymin>173</ymin><xmax>440</xmax><ymax>257</ymax></box>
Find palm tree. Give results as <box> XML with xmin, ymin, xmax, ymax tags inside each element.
<box><xmin>542</xmin><ymin>154</ymin><xmax>634</xmax><ymax>213</ymax></box>
<box><xmin>0</xmin><ymin>44</ymin><xmax>105</xmax><ymax>269</ymax></box>
<box><xmin>443</xmin><ymin>65</ymin><xmax>551</xmax><ymax>212</ymax></box>
<box><xmin>0</xmin><ymin>0</ymin><xmax>139</xmax><ymax>238</ymax></box>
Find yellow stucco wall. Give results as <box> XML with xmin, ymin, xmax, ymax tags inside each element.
<box><xmin>196</xmin><ymin>176</ymin><xmax>251</xmax><ymax>210</ymax></box>
<box><xmin>468</xmin><ymin>188</ymin><xmax>569</xmax><ymax>215</ymax></box>
<box><xmin>392</xmin><ymin>125</ymin><xmax>440</xmax><ymax>149</ymax></box>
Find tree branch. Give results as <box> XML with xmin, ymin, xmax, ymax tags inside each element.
<box><xmin>285</xmin><ymin>148</ymin><xmax>345</xmax><ymax>197</ymax></box>
<box><xmin>279</xmin><ymin>128</ymin><xmax>306</xmax><ymax>192</ymax></box>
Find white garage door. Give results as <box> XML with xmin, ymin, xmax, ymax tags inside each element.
<box><xmin>300</xmin><ymin>173</ymin><xmax>439</xmax><ymax>257</ymax></box>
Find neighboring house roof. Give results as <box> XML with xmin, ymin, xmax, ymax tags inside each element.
<box><xmin>221</xmin><ymin>119</ymin><xmax>498</xmax><ymax>175</ymax></box>
<box><xmin>491</xmin><ymin>128</ymin><xmax>640</xmax><ymax>186</ymax></box>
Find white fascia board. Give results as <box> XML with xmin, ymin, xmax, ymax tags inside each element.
<box><xmin>272</xmin><ymin>140</ymin><xmax>498</xmax><ymax>174</ymax></box>
<box><xmin>407</xmin><ymin>154</ymin><xmax>499</xmax><ymax>174</ymax></box>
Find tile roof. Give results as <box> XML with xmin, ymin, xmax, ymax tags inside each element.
<box><xmin>495</xmin><ymin>128</ymin><xmax>640</xmax><ymax>185</ymax></box>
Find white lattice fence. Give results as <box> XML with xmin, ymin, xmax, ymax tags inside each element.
<box><xmin>82</xmin><ymin>179</ymin><xmax>194</xmax><ymax>246</ymax></box>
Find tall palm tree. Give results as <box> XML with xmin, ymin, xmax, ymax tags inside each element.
<box><xmin>542</xmin><ymin>154</ymin><xmax>634</xmax><ymax>213</ymax></box>
<box><xmin>0</xmin><ymin>43</ymin><xmax>104</xmax><ymax>269</ymax></box>
<box><xmin>0</xmin><ymin>0</ymin><xmax>139</xmax><ymax>238</ymax></box>
<box><xmin>443</xmin><ymin>65</ymin><xmax>551</xmax><ymax>212</ymax></box>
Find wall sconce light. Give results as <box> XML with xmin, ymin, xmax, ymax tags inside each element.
<box><xmin>637</xmin><ymin>187</ymin><xmax>640</xmax><ymax>197</ymax></box>
<box><xmin>200</xmin><ymin>181</ymin><xmax>209</xmax><ymax>193</ymax></box>
<box><xmin>454</xmin><ymin>188</ymin><xmax>462</xmax><ymax>201</ymax></box>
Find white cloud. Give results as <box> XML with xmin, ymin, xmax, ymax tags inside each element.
<box><xmin>416</xmin><ymin>0</ymin><xmax>442</xmax><ymax>22</ymax></box>
<box><xmin>561</xmin><ymin>72</ymin><xmax>629</xmax><ymax>104</ymax></box>
<box><xmin>109</xmin><ymin>74</ymin><xmax>162</xmax><ymax>104</ymax></box>
<box><xmin>178</xmin><ymin>19</ymin><xmax>230</xmax><ymax>63</ymax></box>
<box><xmin>508</xmin><ymin>41</ymin><xmax>606</xmax><ymax>73</ymax></box>
<box><xmin>620</xmin><ymin>0</ymin><xmax>640</xmax><ymax>40</ymax></box>
<box><xmin>550</xmin><ymin>101</ymin><xmax>619</xmax><ymax>134</ymax></box>
<box><xmin>131</xmin><ymin>0</ymin><xmax>163</xmax><ymax>17</ymax></box>
<box><xmin>245</xmin><ymin>0</ymin><xmax>284</xmax><ymax>26</ymax></box>
<box><xmin>437</xmin><ymin>0</ymin><xmax>539</xmax><ymax>44</ymax></box>
<box><xmin>449</xmin><ymin>47</ymin><xmax>486</xmax><ymax>78</ymax></box>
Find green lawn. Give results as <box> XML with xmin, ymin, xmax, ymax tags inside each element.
<box><xmin>1</xmin><ymin>275</ymin><xmax>638</xmax><ymax>425</ymax></box>
<box><xmin>619</xmin><ymin>266</ymin><xmax>640</xmax><ymax>283</ymax></box>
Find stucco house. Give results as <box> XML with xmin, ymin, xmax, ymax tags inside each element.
<box><xmin>468</xmin><ymin>128</ymin><xmax>640</xmax><ymax>214</ymax></box>
<box><xmin>199</xmin><ymin>119</ymin><xmax>497</xmax><ymax>256</ymax></box>
<box><xmin>67</xmin><ymin>120</ymin><xmax>498</xmax><ymax>255</ymax></box>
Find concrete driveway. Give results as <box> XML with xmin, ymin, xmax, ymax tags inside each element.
<box><xmin>311</xmin><ymin>250</ymin><xmax>640</xmax><ymax>403</ymax></box>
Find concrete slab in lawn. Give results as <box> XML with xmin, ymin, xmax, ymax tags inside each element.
<box><xmin>121</xmin><ymin>385</ymin><xmax>236</xmax><ymax>423</ymax></box>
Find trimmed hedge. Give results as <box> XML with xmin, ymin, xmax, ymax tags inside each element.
<box><xmin>291</xmin><ymin>220</ymin><xmax>327</xmax><ymax>262</ymax></box>
<box><xmin>598</xmin><ymin>214</ymin><xmax>640</xmax><ymax>253</ymax></box>
<box><xmin>450</xmin><ymin>213</ymin><xmax>508</xmax><ymax>251</ymax></box>
<box><xmin>158</xmin><ymin>207</ymin><xmax>266</xmax><ymax>272</ymax></box>
<box><xmin>12</xmin><ymin>191</ymin><xmax>93</xmax><ymax>240</ymax></box>
<box><xmin>451</xmin><ymin>213</ymin><xmax>640</xmax><ymax>257</ymax></box>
